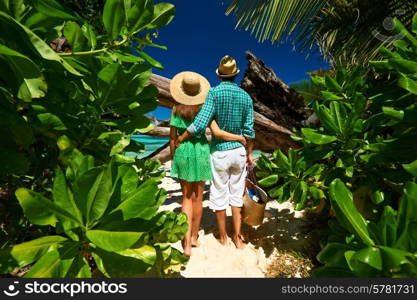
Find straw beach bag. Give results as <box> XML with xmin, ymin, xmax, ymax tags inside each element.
<box><xmin>242</xmin><ymin>168</ymin><xmax>269</xmax><ymax>226</ymax></box>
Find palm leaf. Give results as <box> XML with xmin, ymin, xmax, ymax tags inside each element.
<box><xmin>226</xmin><ymin>0</ymin><xmax>417</xmax><ymax>68</ymax></box>
<box><xmin>226</xmin><ymin>0</ymin><xmax>327</xmax><ymax>44</ymax></box>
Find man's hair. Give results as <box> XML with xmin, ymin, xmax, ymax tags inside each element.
<box><xmin>219</xmin><ymin>75</ymin><xmax>237</xmax><ymax>82</ymax></box>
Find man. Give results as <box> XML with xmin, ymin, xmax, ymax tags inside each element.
<box><xmin>176</xmin><ymin>55</ymin><xmax>255</xmax><ymax>249</ymax></box>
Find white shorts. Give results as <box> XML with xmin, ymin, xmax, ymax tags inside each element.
<box><xmin>209</xmin><ymin>147</ymin><xmax>247</xmax><ymax>211</ymax></box>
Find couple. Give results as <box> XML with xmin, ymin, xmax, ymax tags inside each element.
<box><xmin>169</xmin><ymin>55</ymin><xmax>255</xmax><ymax>256</ymax></box>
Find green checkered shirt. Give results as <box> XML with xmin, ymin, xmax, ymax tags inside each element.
<box><xmin>187</xmin><ymin>81</ymin><xmax>255</xmax><ymax>151</ymax></box>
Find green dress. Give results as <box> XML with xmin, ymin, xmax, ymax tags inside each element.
<box><xmin>170</xmin><ymin>108</ymin><xmax>212</xmax><ymax>182</ymax></box>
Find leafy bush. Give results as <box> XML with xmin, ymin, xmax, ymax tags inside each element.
<box><xmin>0</xmin><ymin>0</ymin><xmax>187</xmax><ymax>277</ymax></box>
<box><xmin>0</xmin><ymin>149</ymin><xmax>187</xmax><ymax>277</ymax></box>
<box><xmin>0</xmin><ymin>0</ymin><xmax>175</xmax><ymax>179</ymax></box>
<box><xmin>256</xmin><ymin>13</ymin><xmax>417</xmax><ymax>277</ymax></box>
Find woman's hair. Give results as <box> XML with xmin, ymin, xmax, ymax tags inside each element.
<box><xmin>174</xmin><ymin>104</ymin><xmax>202</xmax><ymax>120</ymax></box>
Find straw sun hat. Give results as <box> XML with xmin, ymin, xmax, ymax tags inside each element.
<box><xmin>170</xmin><ymin>71</ymin><xmax>211</xmax><ymax>105</ymax></box>
<box><xmin>216</xmin><ymin>55</ymin><xmax>240</xmax><ymax>78</ymax></box>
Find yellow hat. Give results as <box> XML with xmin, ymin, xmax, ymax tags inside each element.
<box><xmin>170</xmin><ymin>71</ymin><xmax>211</xmax><ymax>105</ymax></box>
<box><xmin>216</xmin><ymin>55</ymin><xmax>240</xmax><ymax>77</ymax></box>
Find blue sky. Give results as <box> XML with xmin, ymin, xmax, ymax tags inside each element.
<box><xmin>146</xmin><ymin>0</ymin><xmax>329</xmax><ymax>120</ymax></box>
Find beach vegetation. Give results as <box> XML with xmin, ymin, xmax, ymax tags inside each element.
<box><xmin>256</xmin><ymin>14</ymin><xmax>417</xmax><ymax>277</ymax></box>
<box><xmin>0</xmin><ymin>0</ymin><xmax>186</xmax><ymax>277</ymax></box>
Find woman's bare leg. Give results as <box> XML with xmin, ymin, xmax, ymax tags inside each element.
<box><xmin>180</xmin><ymin>180</ymin><xmax>193</xmax><ymax>256</ymax></box>
<box><xmin>191</xmin><ymin>181</ymin><xmax>204</xmax><ymax>247</ymax></box>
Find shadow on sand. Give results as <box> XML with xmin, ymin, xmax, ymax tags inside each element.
<box><xmin>167</xmin><ymin>184</ymin><xmax>317</xmax><ymax>259</ymax></box>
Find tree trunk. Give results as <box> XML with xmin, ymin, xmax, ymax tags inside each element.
<box><xmin>241</xmin><ymin>51</ymin><xmax>308</xmax><ymax>129</ymax></box>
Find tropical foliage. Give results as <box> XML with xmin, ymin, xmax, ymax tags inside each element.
<box><xmin>3</xmin><ymin>150</ymin><xmax>187</xmax><ymax>277</ymax></box>
<box><xmin>256</xmin><ymin>14</ymin><xmax>417</xmax><ymax>277</ymax></box>
<box><xmin>226</xmin><ymin>0</ymin><xmax>417</xmax><ymax>68</ymax></box>
<box><xmin>0</xmin><ymin>0</ymin><xmax>187</xmax><ymax>277</ymax></box>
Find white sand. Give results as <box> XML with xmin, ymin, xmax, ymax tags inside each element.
<box><xmin>159</xmin><ymin>161</ymin><xmax>312</xmax><ymax>278</ymax></box>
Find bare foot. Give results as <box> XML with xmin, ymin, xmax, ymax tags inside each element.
<box><xmin>182</xmin><ymin>239</ymin><xmax>192</xmax><ymax>256</ymax></box>
<box><xmin>216</xmin><ymin>235</ymin><xmax>228</xmax><ymax>246</ymax></box>
<box><xmin>191</xmin><ymin>237</ymin><xmax>201</xmax><ymax>248</ymax></box>
<box><xmin>232</xmin><ymin>235</ymin><xmax>245</xmax><ymax>249</ymax></box>
<box><xmin>183</xmin><ymin>245</ymin><xmax>192</xmax><ymax>257</ymax></box>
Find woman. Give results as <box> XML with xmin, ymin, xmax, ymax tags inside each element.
<box><xmin>169</xmin><ymin>71</ymin><xmax>246</xmax><ymax>256</ymax></box>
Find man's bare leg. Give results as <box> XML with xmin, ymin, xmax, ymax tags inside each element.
<box><xmin>231</xmin><ymin>206</ymin><xmax>245</xmax><ymax>249</ymax></box>
<box><xmin>215</xmin><ymin>209</ymin><xmax>228</xmax><ymax>245</ymax></box>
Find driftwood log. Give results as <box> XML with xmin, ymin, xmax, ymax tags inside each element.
<box><xmin>147</xmin><ymin>51</ymin><xmax>306</xmax><ymax>163</ymax></box>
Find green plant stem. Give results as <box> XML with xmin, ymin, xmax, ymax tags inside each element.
<box><xmin>58</xmin><ymin>36</ymin><xmax>129</xmax><ymax>57</ymax></box>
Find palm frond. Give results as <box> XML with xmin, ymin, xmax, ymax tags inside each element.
<box><xmin>226</xmin><ymin>0</ymin><xmax>329</xmax><ymax>44</ymax></box>
<box><xmin>226</xmin><ymin>0</ymin><xmax>417</xmax><ymax>69</ymax></box>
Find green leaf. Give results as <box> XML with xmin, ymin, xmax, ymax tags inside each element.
<box><xmin>103</xmin><ymin>0</ymin><xmax>126</xmax><ymax>40</ymax></box>
<box><xmin>0</xmin><ymin>236</ymin><xmax>67</xmax><ymax>274</ymax></box>
<box><xmin>147</xmin><ymin>2</ymin><xmax>175</xmax><ymax>29</ymax></box>
<box><xmin>379</xmin><ymin>246</ymin><xmax>412</xmax><ymax>269</ymax></box>
<box><xmin>325</xmin><ymin>75</ymin><xmax>343</xmax><ymax>93</ymax></box>
<box><xmin>98</xmin><ymin>63</ymin><xmax>120</xmax><ymax>84</ymax></box>
<box><xmin>66</xmin><ymin>256</ymin><xmax>91</xmax><ymax>278</ymax></box>
<box><xmin>258</xmin><ymin>174</ymin><xmax>278</xmax><ymax>188</ymax></box>
<box><xmin>134</xmin><ymin>36</ymin><xmax>167</xmax><ymax>50</ymax></box>
<box><xmin>317</xmin><ymin>243</ymin><xmax>350</xmax><ymax>268</ymax></box>
<box><xmin>352</xmin><ymin>247</ymin><xmax>382</xmax><ymax>271</ymax></box>
<box><xmin>57</xmin><ymin>135</ymin><xmax>73</xmax><ymax>151</ymax></box>
<box><xmin>273</xmin><ymin>150</ymin><xmax>290</xmax><ymax>171</ymax></box>
<box><xmin>73</xmin><ymin>166</ymin><xmax>113</xmax><ymax>225</ymax></box>
<box><xmin>269</xmin><ymin>185</ymin><xmax>284</xmax><ymax>199</ymax></box>
<box><xmin>321</xmin><ymin>91</ymin><xmax>343</xmax><ymax>101</ymax></box>
<box><xmin>86</xmin><ymin>230</ymin><xmax>148</xmax><ymax>252</ymax></box>
<box><xmin>110</xmin><ymin>136</ymin><xmax>130</xmax><ymax>156</ymax></box>
<box><xmin>329</xmin><ymin>101</ymin><xmax>347</xmax><ymax>135</ymax></box>
<box><xmin>15</xmin><ymin>188</ymin><xmax>81</xmax><ymax>226</ymax></box>
<box><xmin>396</xmin><ymin>182</ymin><xmax>417</xmax><ymax>251</ymax></box>
<box><xmin>127</xmin><ymin>0</ymin><xmax>154</xmax><ymax>32</ymax></box>
<box><xmin>93</xmin><ymin>245</ymin><xmax>156</xmax><ymax>277</ymax></box>
<box><xmin>137</xmin><ymin>50</ymin><xmax>164</xmax><ymax>70</ymax></box>
<box><xmin>377</xmin><ymin>206</ymin><xmax>398</xmax><ymax>247</ymax></box>
<box><xmin>302</xmin><ymin>128</ymin><xmax>337</xmax><ymax>145</ymax></box>
<box><xmin>33</xmin><ymin>0</ymin><xmax>80</xmax><ymax>21</ymax></box>
<box><xmin>113</xmin><ymin>50</ymin><xmax>144</xmax><ymax>63</ymax></box>
<box><xmin>398</xmin><ymin>74</ymin><xmax>417</xmax><ymax>95</ymax></box>
<box><xmin>310</xmin><ymin>186</ymin><xmax>325</xmax><ymax>200</ymax></box>
<box><xmin>412</xmin><ymin>12</ymin><xmax>417</xmax><ymax>34</ymax></box>
<box><xmin>0</xmin><ymin>44</ymin><xmax>47</xmax><ymax>101</ymax></box>
<box><xmin>53</xmin><ymin>167</ymin><xmax>83</xmax><ymax>224</ymax></box>
<box><xmin>329</xmin><ymin>179</ymin><xmax>374</xmax><ymax>246</ymax></box>
<box><xmin>371</xmin><ymin>190</ymin><xmax>385</xmax><ymax>205</ymax></box>
<box><xmin>64</xmin><ymin>21</ymin><xmax>87</xmax><ymax>52</ymax></box>
<box><xmin>313</xmin><ymin>101</ymin><xmax>339</xmax><ymax>134</ymax></box>
<box><xmin>109</xmin><ymin>178</ymin><xmax>165</xmax><ymax>220</ymax></box>
<box><xmin>388</xmin><ymin>58</ymin><xmax>417</xmax><ymax>74</ymax></box>
<box><xmin>106</xmin><ymin>165</ymin><xmax>138</xmax><ymax>212</ymax></box>
<box><xmin>81</xmin><ymin>23</ymin><xmax>97</xmax><ymax>50</ymax></box>
<box><xmin>403</xmin><ymin>160</ymin><xmax>417</xmax><ymax>177</ymax></box>
<box><xmin>394</xmin><ymin>17</ymin><xmax>417</xmax><ymax>48</ymax></box>
<box><xmin>37</xmin><ymin>113</ymin><xmax>67</xmax><ymax>130</ymax></box>
<box><xmin>24</xmin><ymin>241</ymin><xmax>80</xmax><ymax>278</ymax></box>
<box><xmin>382</xmin><ymin>106</ymin><xmax>404</xmax><ymax>121</ymax></box>
<box><xmin>0</xmin><ymin>11</ymin><xmax>81</xmax><ymax>76</ymax></box>
<box><xmin>15</xmin><ymin>188</ymin><xmax>57</xmax><ymax>226</ymax></box>
<box><xmin>294</xmin><ymin>181</ymin><xmax>308</xmax><ymax>211</ymax></box>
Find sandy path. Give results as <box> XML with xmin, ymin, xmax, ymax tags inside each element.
<box><xmin>159</xmin><ymin>162</ymin><xmax>312</xmax><ymax>278</ymax></box>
